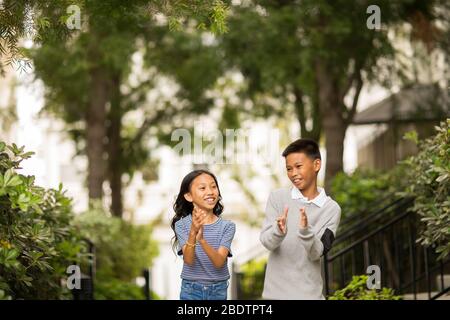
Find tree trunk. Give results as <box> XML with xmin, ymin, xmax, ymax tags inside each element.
<box><xmin>315</xmin><ymin>61</ymin><xmax>347</xmax><ymax>193</ymax></box>
<box><xmin>108</xmin><ymin>74</ymin><xmax>123</xmax><ymax>218</ymax></box>
<box><xmin>323</xmin><ymin>112</ymin><xmax>346</xmax><ymax>192</ymax></box>
<box><xmin>86</xmin><ymin>66</ymin><xmax>107</xmax><ymax>201</ymax></box>
<box><xmin>293</xmin><ymin>86</ymin><xmax>322</xmax><ymax>142</ymax></box>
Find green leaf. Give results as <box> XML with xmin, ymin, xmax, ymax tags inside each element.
<box><xmin>6</xmin><ymin>175</ymin><xmax>22</xmax><ymax>187</ymax></box>
<box><xmin>3</xmin><ymin>169</ymin><xmax>12</xmax><ymax>186</ymax></box>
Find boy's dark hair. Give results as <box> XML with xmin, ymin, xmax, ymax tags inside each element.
<box><xmin>282</xmin><ymin>138</ymin><xmax>321</xmax><ymax>160</ymax></box>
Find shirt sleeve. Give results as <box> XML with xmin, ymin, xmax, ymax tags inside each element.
<box><xmin>219</xmin><ymin>221</ymin><xmax>236</xmax><ymax>257</ymax></box>
<box><xmin>175</xmin><ymin>219</ymin><xmax>188</xmax><ymax>256</ymax></box>
<box><xmin>297</xmin><ymin>205</ymin><xmax>341</xmax><ymax>261</ymax></box>
<box><xmin>260</xmin><ymin>191</ymin><xmax>287</xmax><ymax>251</ymax></box>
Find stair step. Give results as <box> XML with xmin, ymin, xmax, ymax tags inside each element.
<box><xmin>403</xmin><ymin>292</ymin><xmax>450</xmax><ymax>300</ymax></box>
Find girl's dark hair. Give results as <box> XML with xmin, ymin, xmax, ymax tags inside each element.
<box><xmin>171</xmin><ymin>170</ymin><xmax>224</xmax><ymax>253</ymax></box>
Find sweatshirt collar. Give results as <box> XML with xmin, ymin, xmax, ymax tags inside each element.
<box><xmin>291</xmin><ymin>186</ymin><xmax>327</xmax><ymax>208</ymax></box>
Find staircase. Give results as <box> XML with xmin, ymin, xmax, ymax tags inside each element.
<box><xmin>323</xmin><ymin>196</ymin><xmax>450</xmax><ymax>300</ymax></box>
<box><xmin>232</xmin><ymin>196</ymin><xmax>450</xmax><ymax>300</ymax></box>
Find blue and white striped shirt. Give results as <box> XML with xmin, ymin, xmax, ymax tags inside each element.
<box><xmin>175</xmin><ymin>214</ymin><xmax>236</xmax><ymax>282</ymax></box>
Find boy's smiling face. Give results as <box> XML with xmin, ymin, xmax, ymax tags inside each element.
<box><xmin>285</xmin><ymin>152</ymin><xmax>321</xmax><ymax>191</ymax></box>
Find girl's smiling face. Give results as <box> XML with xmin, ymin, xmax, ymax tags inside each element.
<box><xmin>184</xmin><ymin>173</ymin><xmax>220</xmax><ymax>212</ymax></box>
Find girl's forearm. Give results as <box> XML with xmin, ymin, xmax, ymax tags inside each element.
<box><xmin>183</xmin><ymin>229</ymin><xmax>198</xmax><ymax>265</ymax></box>
<box><xmin>198</xmin><ymin>239</ymin><xmax>227</xmax><ymax>268</ymax></box>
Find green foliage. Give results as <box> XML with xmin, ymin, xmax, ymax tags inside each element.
<box><xmin>30</xmin><ymin>1</ymin><xmax>227</xmax><ymax>209</ymax></box>
<box><xmin>73</xmin><ymin>203</ymin><xmax>159</xmax><ymax>299</ymax></box>
<box><xmin>238</xmin><ymin>257</ymin><xmax>266</xmax><ymax>299</ymax></box>
<box><xmin>95</xmin><ymin>278</ymin><xmax>145</xmax><ymax>300</ymax></box>
<box><xmin>0</xmin><ymin>0</ymin><xmax>228</xmax><ymax>73</ymax></box>
<box><xmin>0</xmin><ymin>140</ymin><xmax>86</xmax><ymax>299</ymax></box>
<box><xmin>400</xmin><ymin>120</ymin><xmax>450</xmax><ymax>260</ymax></box>
<box><xmin>331</xmin><ymin>169</ymin><xmax>391</xmax><ymax>220</ymax></box>
<box><xmin>329</xmin><ymin>275</ymin><xmax>401</xmax><ymax>300</ymax></box>
<box><xmin>94</xmin><ymin>278</ymin><xmax>161</xmax><ymax>300</ymax></box>
<box><xmin>331</xmin><ymin>121</ymin><xmax>450</xmax><ymax>260</ymax></box>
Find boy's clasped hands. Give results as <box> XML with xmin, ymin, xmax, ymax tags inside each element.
<box><xmin>276</xmin><ymin>206</ymin><xmax>308</xmax><ymax>234</ymax></box>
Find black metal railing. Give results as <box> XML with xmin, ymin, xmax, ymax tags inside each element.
<box><xmin>72</xmin><ymin>238</ymin><xmax>95</xmax><ymax>300</ymax></box>
<box><xmin>234</xmin><ymin>196</ymin><xmax>450</xmax><ymax>300</ymax></box>
<box><xmin>323</xmin><ymin>200</ymin><xmax>450</xmax><ymax>299</ymax></box>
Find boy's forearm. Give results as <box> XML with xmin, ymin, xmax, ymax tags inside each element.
<box><xmin>297</xmin><ymin>226</ymin><xmax>323</xmax><ymax>261</ymax></box>
<box><xmin>198</xmin><ymin>239</ymin><xmax>227</xmax><ymax>268</ymax></box>
<box><xmin>260</xmin><ymin>220</ymin><xmax>286</xmax><ymax>251</ymax></box>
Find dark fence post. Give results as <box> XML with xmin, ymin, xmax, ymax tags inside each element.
<box><xmin>323</xmin><ymin>253</ymin><xmax>330</xmax><ymax>297</ymax></box>
<box><xmin>143</xmin><ymin>268</ymin><xmax>151</xmax><ymax>300</ymax></box>
<box><xmin>72</xmin><ymin>239</ymin><xmax>95</xmax><ymax>300</ymax></box>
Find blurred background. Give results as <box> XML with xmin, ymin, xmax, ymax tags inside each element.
<box><xmin>0</xmin><ymin>0</ymin><xmax>449</xmax><ymax>300</ymax></box>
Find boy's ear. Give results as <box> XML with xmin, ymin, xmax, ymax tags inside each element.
<box><xmin>184</xmin><ymin>193</ymin><xmax>193</xmax><ymax>202</ymax></box>
<box><xmin>314</xmin><ymin>158</ymin><xmax>321</xmax><ymax>173</ymax></box>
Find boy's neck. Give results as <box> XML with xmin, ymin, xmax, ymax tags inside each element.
<box><xmin>299</xmin><ymin>183</ymin><xmax>319</xmax><ymax>200</ymax></box>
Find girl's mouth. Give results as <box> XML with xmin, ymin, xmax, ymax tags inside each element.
<box><xmin>204</xmin><ymin>197</ymin><xmax>216</xmax><ymax>205</ymax></box>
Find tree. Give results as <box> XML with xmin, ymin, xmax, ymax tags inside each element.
<box><xmin>219</xmin><ymin>0</ymin><xmax>448</xmax><ymax>190</ymax></box>
<box><xmin>30</xmin><ymin>1</ymin><xmax>226</xmax><ymax>217</ymax></box>
<box><xmin>0</xmin><ymin>0</ymin><xmax>228</xmax><ymax>73</ymax></box>
<box><xmin>221</xmin><ymin>3</ymin><xmax>322</xmax><ymax>141</ymax></box>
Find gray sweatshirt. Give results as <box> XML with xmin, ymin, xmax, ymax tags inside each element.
<box><xmin>260</xmin><ymin>187</ymin><xmax>341</xmax><ymax>300</ymax></box>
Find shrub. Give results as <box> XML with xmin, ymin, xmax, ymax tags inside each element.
<box><xmin>0</xmin><ymin>141</ymin><xmax>85</xmax><ymax>299</ymax></box>
<box><xmin>400</xmin><ymin>119</ymin><xmax>450</xmax><ymax>260</ymax></box>
<box><xmin>329</xmin><ymin>275</ymin><xmax>401</xmax><ymax>300</ymax></box>
<box><xmin>331</xmin><ymin>169</ymin><xmax>391</xmax><ymax>220</ymax></box>
<box><xmin>331</xmin><ymin>120</ymin><xmax>449</xmax><ymax>260</ymax></box>
<box><xmin>73</xmin><ymin>203</ymin><xmax>159</xmax><ymax>299</ymax></box>
<box><xmin>238</xmin><ymin>257</ymin><xmax>266</xmax><ymax>299</ymax></box>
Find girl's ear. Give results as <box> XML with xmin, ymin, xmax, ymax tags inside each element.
<box><xmin>184</xmin><ymin>192</ymin><xmax>193</xmax><ymax>202</ymax></box>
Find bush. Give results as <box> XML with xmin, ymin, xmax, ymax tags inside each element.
<box><xmin>331</xmin><ymin>169</ymin><xmax>391</xmax><ymax>220</ymax></box>
<box><xmin>73</xmin><ymin>203</ymin><xmax>159</xmax><ymax>299</ymax></box>
<box><xmin>95</xmin><ymin>278</ymin><xmax>145</xmax><ymax>300</ymax></box>
<box><xmin>238</xmin><ymin>257</ymin><xmax>266</xmax><ymax>299</ymax></box>
<box><xmin>329</xmin><ymin>275</ymin><xmax>401</xmax><ymax>300</ymax></box>
<box><xmin>331</xmin><ymin>120</ymin><xmax>449</xmax><ymax>260</ymax></box>
<box><xmin>0</xmin><ymin>141</ymin><xmax>86</xmax><ymax>299</ymax></box>
<box><xmin>400</xmin><ymin>120</ymin><xmax>450</xmax><ymax>260</ymax></box>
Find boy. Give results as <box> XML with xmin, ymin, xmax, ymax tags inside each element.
<box><xmin>260</xmin><ymin>138</ymin><xmax>341</xmax><ymax>300</ymax></box>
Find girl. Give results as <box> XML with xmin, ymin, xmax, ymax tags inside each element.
<box><xmin>171</xmin><ymin>170</ymin><xmax>236</xmax><ymax>300</ymax></box>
